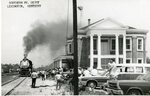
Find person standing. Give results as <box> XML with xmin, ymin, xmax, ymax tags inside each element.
<box><xmin>31</xmin><ymin>70</ymin><xmax>38</xmax><ymax>88</ymax></box>
<box><xmin>41</xmin><ymin>71</ymin><xmax>45</xmax><ymax>81</ymax></box>
<box><xmin>51</xmin><ymin>69</ymin><xmax>55</xmax><ymax>79</ymax></box>
<box><xmin>55</xmin><ymin>72</ymin><xmax>63</xmax><ymax>90</ymax></box>
<box><xmin>66</xmin><ymin>69</ymin><xmax>74</xmax><ymax>90</ymax></box>
<box><xmin>107</xmin><ymin>59</ymin><xmax>118</xmax><ymax>79</ymax></box>
<box><xmin>83</xmin><ymin>68</ymin><xmax>91</xmax><ymax>77</ymax></box>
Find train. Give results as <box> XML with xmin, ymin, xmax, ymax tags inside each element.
<box><xmin>19</xmin><ymin>59</ymin><xmax>33</xmax><ymax>77</ymax></box>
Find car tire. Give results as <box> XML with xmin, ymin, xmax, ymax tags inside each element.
<box><xmin>127</xmin><ymin>89</ymin><xmax>142</xmax><ymax>95</ymax></box>
<box><xmin>87</xmin><ymin>81</ymin><xmax>97</xmax><ymax>88</ymax></box>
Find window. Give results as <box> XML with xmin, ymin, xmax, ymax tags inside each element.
<box><xmin>126</xmin><ymin>58</ymin><xmax>132</xmax><ymax>63</ymax></box>
<box><xmin>136</xmin><ymin>67</ymin><xmax>143</xmax><ymax>73</ymax></box>
<box><xmin>93</xmin><ymin>38</ymin><xmax>98</xmax><ymax>54</ymax></box>
<box><xmin>111</xmin><ymin>39</ymin><xmax>115</xmax><ymax>50</ymax></box>
<box><xmin>125</xmin><ymin>67</ymin><xmax>134</xmax><ymax>73</ymax></box>
<box><xmin>126</xmin><ymin>38</ymin><xmax>132</xmax><ymax>51</ymax></box>
<box><xmin>119</xmin><ymin>58</ymin><xmax>123</xmax><ymax>64</ymax></box>
<box><xmin>137</xmin><ymin>58</ymin><xmax>143</xmax><ymax>64</ymax></box>
<box><xmin>137</xmin><ymin>38</ymin><xmax>143</xmax><ymax>51</ymax></box>
<box><xmin>93</xmin><ymin>58</ymin><xmax>98</xmax><ymax>69</ymax></box>
<box><xmin>119</xmin><ymin>38</ymin><xmax>123</xmax><ymax>54</ymax></box>
<box><xmin>68</xmin><ymin>43</ymin><xmax>72</xmax><ymax>54</ymax></box>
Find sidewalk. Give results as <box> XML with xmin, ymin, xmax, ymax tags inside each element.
<box><xmin>10</xmin><ymin>77</ymin><xmax>72</xmax><ymax>95</ymax></box>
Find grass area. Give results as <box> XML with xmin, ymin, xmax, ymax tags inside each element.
<box><xmin>2</xmin><ymin>75</ymin><xmax>19</xmax><ymax>84</ymax></box>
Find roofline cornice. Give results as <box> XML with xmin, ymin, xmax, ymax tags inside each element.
<box><xmin>127</xmin><ymin>29</ymin><xmax>148</xmax><ymax>34</ymax></box>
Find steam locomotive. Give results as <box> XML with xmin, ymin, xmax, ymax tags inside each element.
<box><xmin>19</xmin><ymin>59</ymin><xmax>32</xmax><ymax>77</ymax></box>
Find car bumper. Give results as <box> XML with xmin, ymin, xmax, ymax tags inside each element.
<box><xmin>105</xmin><ymin>88</ymin><xmax>123</xmax><ymax>95</ymax></box>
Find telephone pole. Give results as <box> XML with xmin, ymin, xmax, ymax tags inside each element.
<box><xmin>72</xmin><ymin>0</ymin><xmax>78</xmax><ymax>95</ymax></box>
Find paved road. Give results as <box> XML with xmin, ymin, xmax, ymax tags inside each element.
<box><xmin>10</xmin><ymin>77</ymin><xmax>72</xmax><ymax>95</ymax></box>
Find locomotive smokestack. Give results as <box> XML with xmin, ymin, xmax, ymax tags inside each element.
<box><xmin>23</xmin><ymin>52</ymin><xmax>28</xmax><ymax>59</ymax></box>
<box><xmin>88</xmin><ymin>19</ymin><xmax>91</xmax><ymax>25</ymax></box>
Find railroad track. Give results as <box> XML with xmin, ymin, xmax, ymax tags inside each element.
<box><xmin>2</xmin><ymin>76</ymin><xmax>20</xmax><ymax>86</ymax></box>
<box><xmin>2</xmin><ymin>77</ymin><xmax>27</xmax><ymax>96</ymax></box>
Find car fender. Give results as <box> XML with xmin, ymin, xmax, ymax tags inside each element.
<box><xmin>126</xmin><ymin>87</ymin><xmax>144</xmax><ymax>95</ymax></box>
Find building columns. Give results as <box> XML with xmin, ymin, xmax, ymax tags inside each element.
<box><xmin>132</xmin><ymin>36</ymin><xmax>137</xmax><ymax>63</ymax></box>
<box><xmin>90</xmin><ymin>35</ymin><xmax>94</xmax><ymax>69</ymax></box>
<box><xmin>90</xmin><ymin>33</ymin><xmax>126</xmax><ymax>68</ymax></box>
<box><xmin>123</xmin><ymin>34</ymin><xmax>126</xmax><ymax>64</ymax></box>
<box><xmin>143</xmin><ymin>36</ymin><xmax>146</xmax><ymax>63</ymax></box>
<box><xmin>59</xmin><ymin>60</ymin><xmax>62</xmax><ymax>68</ymax></box>
<box><xmin>115</xmin><ymin>34</ymin><xmax>119</xmax><ymax>64</ymax></box>
<box><xmin>97</xmin><ymin>35</ymin><xmax>102</xmax><ymax>69</ymax></box>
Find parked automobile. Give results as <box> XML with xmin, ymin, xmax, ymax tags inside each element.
<box><xmin>79</xmin><ymin>69</ymin><xmax>110</xmax><ymax>89</ymax></box>
<box><xmin>79</xmin><ymin>75</ymin><xmax>109</xmax><ymax>89</ymax></box>
<box><xmin>106</xmin><ymin>72</ymin><xmax>150</xmax><ymax>95</ymax></box>
<box><xmin>79</xmin><ymin>64</ymin><xmax>150</xmax><ymax>89</ymax></box>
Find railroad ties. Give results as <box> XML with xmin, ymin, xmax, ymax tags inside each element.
<box><xmin>2</xmin><ymin>77</ymin><xmax>26</xmax><ymax>96</ymax></box>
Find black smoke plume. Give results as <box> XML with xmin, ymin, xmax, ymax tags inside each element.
<box><xmin>23</xmin><ymin>20</ymin><xmax>72</xmax><ymax>55</ymax></box>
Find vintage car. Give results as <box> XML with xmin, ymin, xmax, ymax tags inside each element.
<box><xmin>79</xmin><ymin>75</ymin><xmax>109</xmax><ymax>89</ymax></box>
<box><xmin>78</xmin><ymin>69</ymin><xmax>110</xmax><ymax>89</ymax></box>
<box><xmin>106</xmin><ymin>72</ymin><xmax>150</xmax><ymax>95</ymax></box>
<box><xmin>79</xmin><ymin>64</ymin><xmax>150</xmax><ymax>89</ymax></box>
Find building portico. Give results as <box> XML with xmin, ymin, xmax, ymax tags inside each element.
<box><xmin>88</xmin><ymin>29</ymin><xmax>127</xmax><ymax>69</ymax></box>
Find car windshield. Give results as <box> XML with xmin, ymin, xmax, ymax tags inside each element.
<box><xmin>136</xmin><ymin>73</ymin><xmax>150</xmax><ymax>81</ymax></box>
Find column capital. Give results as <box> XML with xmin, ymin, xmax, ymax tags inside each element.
<box><xmin>132</xmin><ymin>35</ymin><xmax>137</xmax><ymax>39</ymax></box>
<box><xmin>115</xmin><ymin>34</ymin><xmax>119</xmax><ymax>37</ymax></box>
<box><xmin>98</xmin><ymin>34</ymin><xmax>102</xmax><ymax>37</ymax></box>
<box><xmin>90</xmin><ymin>34</ymin><xmax>94</xmax><ymax>36</ymax></box>
<box><xmin>143</xmin><ymin>36</ymin><xmax>147</xmax><ymax>39</ymax></box>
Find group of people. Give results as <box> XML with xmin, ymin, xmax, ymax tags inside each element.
<box><xmin>30</xmin><ymin>67</ymin><xmax>65</xmax><ymax>89</ymax></box>
<box><xmin>38</xmin><ymin>71</ymin><xmax>47</xmax><ymax>81</ymax></box>
<box><xmin>50</xmin><ymin>67</ymin><xmax>63</xmax><ymax>79</ymax></box>
<box><xmin>50</xmin><ymin>59</ymin><xmax>118</xmax><ymax>90</ymax></box>
<box><xmin>78</xmin><ymin>67</ymin><xmax>99</xmax><ymax>77</ymax></box>
<box><xmin>21</xmin><ymin>53</ymin><xmax>117</xmax><ymax>89</ymax></box>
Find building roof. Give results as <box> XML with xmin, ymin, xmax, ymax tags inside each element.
<box><xmin>66</xmin><ymin>17</ymin><xmax>148</xmax><ymax>40</ymax></box>
<box><xmin>127</xmin><ymin>29</ymin><xmax>148</xmax><ymax>34</ymax></box>
<box><xmin>127</xmin><ymin>26</ymin><xmax>136</xmax><ymax>29</ymax></box>
<box><xmin>78</xmin><ymin>17</ymin><xmax>148</xmax><ymax>34</ymax></box>
<box><xmin>53</xmin><ymin>55</ymin><xmax>73</xmax><ymax>61</ymax></box>
<box><xmin>80</xmin><ymin>18</ymin><xmax>105</xmax><ymax>30</ymax></box>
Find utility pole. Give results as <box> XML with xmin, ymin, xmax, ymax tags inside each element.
<box><xmin>72</xmin><ymin>0</ymin><xmax>78</xmax><ymax>95</ymax></box>
<box><xmin>78</xmin><ymin>6</ymin><xmax>83</xmax><ymax>28</ymax></box>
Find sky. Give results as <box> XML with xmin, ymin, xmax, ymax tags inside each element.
<box><xmin>1</xmin><ymin>0</ymin><xmax>150</xmax><ymax>68</ymax></box>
